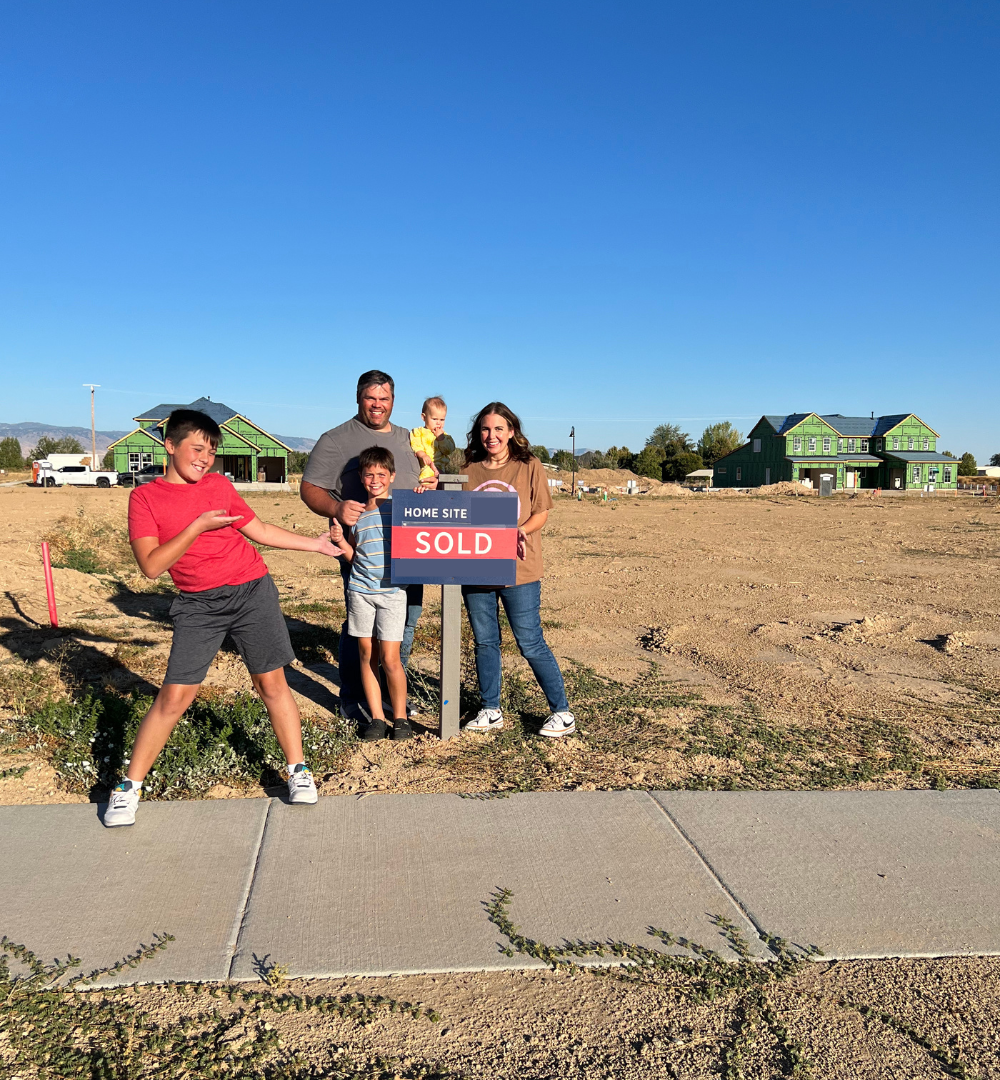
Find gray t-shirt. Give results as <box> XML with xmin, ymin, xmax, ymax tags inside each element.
<box><xmin>302</xmin><ymin>416</ymin><xmax>421</xmax><ymax>504</ymax></box>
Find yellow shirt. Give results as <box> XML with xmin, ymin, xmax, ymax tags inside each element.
<box><xmin>410</xmin><ymin>427</ymin><xmax>456</xmax><ymax>480</ymax></box>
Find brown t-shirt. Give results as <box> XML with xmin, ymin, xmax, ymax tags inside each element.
<box><xmin>463</xmin><ymin>456</ymin><xmax>553</xmax><ymax>585</ymax></box>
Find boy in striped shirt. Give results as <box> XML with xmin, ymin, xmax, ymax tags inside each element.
<box><xmin>329</xmin><ymin>446</ymin><xmax>411</xmax><ymax>741</ymax></box>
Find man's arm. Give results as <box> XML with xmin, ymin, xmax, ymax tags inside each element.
<box><xmin>300</xmin><ymin>481</ymin><xmax>366</xmax><ymax>528</ymax></box>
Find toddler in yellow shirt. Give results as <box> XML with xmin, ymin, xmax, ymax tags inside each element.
<box><xmin>410</xmin><ymin>396</ymin><xmax>456</xmax><ymax>482</ymax></box>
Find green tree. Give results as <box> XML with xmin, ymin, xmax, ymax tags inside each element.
<box><xmin>958</xmin><ymin>452</ymin><xmax>978</xmax><ymax>476</ymax></box>
<box><xmin>646</xmin><ymin>423</ymin><xmax>692</xmax><ymax>452</ymax></box>
<box><xmin>552</xmin><ymin>449</ymin><xmax>576</xmax><ymax>471</ymax></box>
<box><xmin>663</xmin><ymin>449</ymin><xmax>704</xmax><ymax>482</ymax></box>
<box><xmin>530</xmin><ymin>445</ymin><xmax>551</xmax><ymax>463</ymax></box>
<box><xmin>990</xmin><ymin>453</ymin><xmax>1000</xmax><ymax>467</ymax></box>
<box><xmin>633</xmin><ymin>445</ymin><xmax>667</xmax><ymax>479</ymax></box>
<box><xmin>287</xmin><ymin>450</ymin><xmax>310</xmax><ymax>474</ymax></box>
<box><xmin>101</xmin><ymin>449</ymin><xmax>116</xmax><ymax>469</ymax></box>
<box><xmin>697</xmin><ymin>422</ymin><xmax>743</xmax><ymax>466</ymax></box>
<box><xmin>605</xmin><ymin>446</ymin><xmax>634</xmax><ymax>471</ymax></box>
<box><xmin>27</xmin><ymin>435</ymin><xmax>84</xmax><ymax>460</ymax></box>
<box><xmin>0</xmin><ymin>437</ymin><xmax>24</xmax><ymax>469</ymax></box>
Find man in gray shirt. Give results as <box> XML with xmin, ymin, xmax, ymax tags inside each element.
<box><xmin>302</xmin><ymin>370</ymin><xmax>432</xmax><ymax>725</ymax></box>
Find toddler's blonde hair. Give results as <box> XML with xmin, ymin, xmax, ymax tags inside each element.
<box><xmin>422</xmin><ymin>396</ymin><xmax>447</xmax><ymax>416</ymax></box>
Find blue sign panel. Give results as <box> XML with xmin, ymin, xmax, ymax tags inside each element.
<box><xmin>391</xmin><ymin>490</ymin><xmax>519</xmax><ymax>586</ymax></box>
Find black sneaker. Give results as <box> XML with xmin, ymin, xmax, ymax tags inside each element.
<box><xmin>360</xmin><ymin>717</ymin><xmax>388</xmax><ymax>741</ymax></box>
<box><xmin>392</xmin><ymin>718</ymin><xmax>414</xmax><ymax>741</ymax></box>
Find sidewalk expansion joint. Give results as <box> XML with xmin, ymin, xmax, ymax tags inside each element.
<box><xmin>225</xmin><ymin>797</ymin><xmax>273</xmax><ymax>979</ymax></box>
<box><xmin>643</xmin><ymin>792</ymin><xmax>772</xmax><ymax>949</ymax></box>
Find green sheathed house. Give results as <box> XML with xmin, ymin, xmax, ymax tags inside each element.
<box><xmin>108</xmin><ymin>397</ymin><xmax>290</xmax><ymax>482</ymax></box>
<box><xmin>712</xmin><ymin>413</ymin><xmax>957</xmax><ymax>492</ymax></box>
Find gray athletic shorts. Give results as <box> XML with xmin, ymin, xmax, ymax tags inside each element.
<box><xmin>346</xmin><ymin>589</ymin><xmax>407</xmax><ymax>642</ymax></box>
<box><xmin>164</xmin><ymin>573</ymin><xmax>295</xmax><ymax>685</ymax></box>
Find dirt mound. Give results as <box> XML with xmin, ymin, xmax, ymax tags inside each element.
<box><xmin>650</xmin><ymin>483</ymin><xmax>692</xmax><ymax>497</ymax></box>
<box><xmin>550</xmin><ymin>466</ymin><xmax>665</xmax><ymax>493</ymax></box>
<box><xmin>756</xmin><ymin>481</ymin><xmax>816</xmax><ymax>496</ymax></box>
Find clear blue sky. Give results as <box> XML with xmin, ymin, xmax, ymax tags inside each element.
<box><xmin>2</xmin><ymin>1</ymin><xmax>997</xmax><ymax>459</ymax></box>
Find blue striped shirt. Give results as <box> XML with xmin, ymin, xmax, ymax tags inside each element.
<box><xmin>348</xmin><ymin>501</ymin><xmax>398</xmax><ymax>594</ymax></box>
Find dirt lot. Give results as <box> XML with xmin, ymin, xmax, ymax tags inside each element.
<box><xmin>4</xmin><ymin>483</ymin><xmax>1000</xmax><ymax>1076</ymax></box>
<box><xmin>2</xmin><ymin>482</ymin><xmax>999</xmax><ymax>802</ymax></box>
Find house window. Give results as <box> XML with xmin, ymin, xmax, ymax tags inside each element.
<box><xmin>808</xmin><ymin>437</ymin><xmax>816</xmax><ymax>452</ymax></box>
<box><xmin>892</xmin><ymin>437</ymin><xmax>900</xmax><ymax>450</ymax></box>
<box><xmin>913</xmin><ymin>466</ymin><xmax>922</xmax><ymax>483</ymax></box>
<box><xmin>847</xmin><ymin>438</ymin><xmax>856</xmax><ymax>453</ymax></box>
<box><xmin>736</xmin><ymin>466</ymin><xmax>742</xmax><ymax>481</ymax></box>
<box><xmin>837</xmin><ymin>438</ymin><xmax>844</xmax><ymax>452</ymax></box>
<box><xmin>922</xmin><ymin>437</ymin><xmax>929</xmax><ymax>450</ymax></box>
<box><xmin>944</xmin><ymin>466</ymin><xmax>952</xmax><ymax>483</ymax></box>
<box><xmin>717</xmin><ymin>466</ymin><xmax>726</xmax><ymax>474</ymax></box>
<box><xmin>793</xmin><ymin>436</ymin><xmax>802</xmax><ymax>452</ymax></box>
<box><xmin>752</xmin><ymin>439</ymin><xmax>761</xmax><ymax>453</ymax></box>
<box><xmin>861</xmin><ymin>439</ymin><xmax>869</xmax><ymax>452</ymax></box>
<box><xmin>823</xmin><ymin>436</ymin><xmax>831</xmax><ymax>453</ymax></box>
<box><xmin>876</xmin><ymin>439</ymin><xmax>882</xmax><ymax>451</ymax></box>
<box><xmin>908</xmin><ymin>437</ymin><xmax>915</xmax><ymax>450</ymax></box>
<box><xmin>127</xmin><ymin>453</ymin><xmax>153</xmax><ymax>472</ymax></box>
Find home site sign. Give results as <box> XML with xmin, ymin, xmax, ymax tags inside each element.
<box><xmin>391</xmin><ymin>490</ymin><xmax>519</xmax><ymax>586</ymax></box>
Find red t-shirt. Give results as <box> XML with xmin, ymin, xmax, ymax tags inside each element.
<box><xmin>127</xmin><ymin>473</ymin><xmax>267</xmax><ymax>593</ymax></box>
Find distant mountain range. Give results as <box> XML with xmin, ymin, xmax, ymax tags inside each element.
<box><xmin>0</xmin><ymin>422</ymin><xmax>317</xmax><ymax>457</ymax></box>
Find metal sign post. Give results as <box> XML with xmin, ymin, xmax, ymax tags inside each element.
<box><xmin>438</xmin><ymin>473</ymin><xmax>465</xmax><ymax>741</ymax></box>
<box><xmin>390</xmin><ymin>479</ymin><xmax>519</xmax><ymax>740</ymax></box>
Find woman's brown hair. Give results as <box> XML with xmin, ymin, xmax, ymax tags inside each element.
<box><xmin>464</xmin><ymin>402</ymin><xmax>534</xmax><ymax>465</ymax></box>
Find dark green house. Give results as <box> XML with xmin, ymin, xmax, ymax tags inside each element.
<box><xmin>712</xmin><ymin>413</ymin><xmax>957</xmax><ymax>492</ymax></box>
<box><xmin>107</xmin><ymin>397</ymin><xmax>290</xmax><ymax>482</ymax></box>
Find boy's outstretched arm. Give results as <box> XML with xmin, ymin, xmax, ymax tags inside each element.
<box><xmin>239</xmin><ymin>516</ymin><xmax>342</xmax><ymax>556</ymax></box>
<box><xmin>131</xmin><ymin>510</ymin><xmax>244</xmax><ymax>579</ymax></box>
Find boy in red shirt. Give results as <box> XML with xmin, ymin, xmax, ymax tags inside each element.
<box><xmin>104</xmin><ymin>409</ymin><xmax>340</xmax><ymax>827</ymax></box>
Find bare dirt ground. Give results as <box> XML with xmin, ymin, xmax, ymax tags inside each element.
<box><xmin>4</xmin><ymin>483</ymin><xmax>1000</xmax><ymax>1076</ymax></box>
<box><xmin>3</xmin><ymin>483</ymin><xmax>999</xmax><ymax>802</ymax></box>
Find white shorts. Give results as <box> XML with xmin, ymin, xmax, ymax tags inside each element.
<box><xmin>346</xmin><ymin>589</ymin><xmax>407</xmax><ymax>642</ymax></box>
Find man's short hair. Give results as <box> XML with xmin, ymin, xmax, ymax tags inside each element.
<box><xmin>164</xmin><ymin>409</ymin><xmax>222</xmax><ymax>448</ymax></box>
<box><xmin>422</xmin><ymin>396</ymin><xmax>447</xmax><ymax>415</ymax></box>
<box><xmin>358</xmin><ymin>445</ymin><xmax>395</xmax><ymax>474</ymax></box>
<box><xmin>356</xmin><ymin>370</ymin><xmax>394</xmax><ymax>400</ymax></box>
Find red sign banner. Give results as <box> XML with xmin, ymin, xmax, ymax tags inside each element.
<box><xmin>391</xmin><ymin>525</ymin><xmax>517</xmax><ymax>560</ymax></box>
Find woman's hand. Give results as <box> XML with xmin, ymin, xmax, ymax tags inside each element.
<box><xmin>516</xmin><ymin>528</ymin><xmax>527</xmax><ymax>560</ymax></box>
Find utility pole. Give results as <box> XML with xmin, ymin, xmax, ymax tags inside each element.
<box><xmin>569</xmin><ymin>426</ymin><xmax>577</xmax><ymax>499</ymax></box>
<box><xmin>83</xmin><ymin>384</ymin><xmax>100</xmax><ymax>467</ymax></box>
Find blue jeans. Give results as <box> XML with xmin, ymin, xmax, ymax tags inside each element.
<box><xmin>462</xmin><ymin>580</ymin><xmax>568</xmax><ymax>713</ymax></box>
<box><xmin>339</xmin><ymin>559</ymin><xmax>421</xmax><ymax>707</ymax></box>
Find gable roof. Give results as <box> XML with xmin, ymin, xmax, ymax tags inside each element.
<box><xmin>226</xmin><ymin>414</ymin><xmax>292</xmax><ymax>452</ymax></box>
<box><xmin>871</xmin><ymin>413</ymin><xmax>913</xmax><ymax>436</ymax></box>
<box><xmin>134</xmin><ymin>403</ymin><xmax>187</xmax><ymax>421</ymax></box>
<box><xmin>755</xmin><ymin>412</ymin><xmax>940</xmax><ymax>439</ymax></box>
<box><xmin>106</xmin><ymin>426</ymin><xmax>165</xmax><ymax>450</ymax></box>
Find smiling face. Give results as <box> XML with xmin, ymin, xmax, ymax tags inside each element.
<box><xmin>358</xmin><ymin>383</ymin><xmax>394</xmax><ymax>431</ymax></box>
<box><xmin>165</xmin><ymin>430</ymin><xmax>217</xmax><ymax>484</ymax></box>
<box><xmin>361</xmin><ymin>463</ymin><xmax>394</xmax><ymax>500</ymax></box>
<box><xmin>479</xmin><ymin>413</ymin><xmax>513</xmax><ymax>461</ymax></box>
<box><xmin>423</xmin><ymin>405</ymin><xmax>447</xmax><ymax>437</ymax></box>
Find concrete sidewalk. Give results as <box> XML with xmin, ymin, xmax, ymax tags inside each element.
<box><xmin>4</xmin><ymin>789</ymin><xmax>999</xmax><ymax>985</ymax></box>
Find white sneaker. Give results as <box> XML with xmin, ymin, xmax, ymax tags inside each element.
<box><xmin>539</xmin><ymin>711</ymin><xmax>576</xmax><ymax>738</ymax></box>
<box><xmin>463</xmin><ymin>708</ymin><xmax>503</xmax><ymax>733</ymax></box>
<box><xmin>288</xmin><ymin>764</ymin><xmax>318</xmax><ymax>805</ymax></box>
<box><xmin>104</xmin><ymin>781</ymin><xmax>140</xmax><ymax>827</ymax></box>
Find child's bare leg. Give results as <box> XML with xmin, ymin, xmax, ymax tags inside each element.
<box><xmin>357</xmin><ymin>637</ymin><xmax>386</xmax><ymax>720</ymax></box>
<box><xmin>379</xmin><ymin>640</ymin><xmax>407</xmax><ymax>719</ymax></box>
<box><xmin>127</xmin><ymin>683</ymin><xmax>202</xmax><ymax>782</ymax></box>
<box><xmin>250</xmin><ymin>667</ymin><xmax>304</xmax><ymax>765</ymax></box>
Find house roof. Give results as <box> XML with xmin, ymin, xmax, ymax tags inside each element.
<box><xmin>882</xmin><ymin>451</ymin><xmax>955</xmax><ymax>463</ymax></box>
<box><xmin>134</xmin><ymin>403</ymin><xmax>187</xmax><ymax>421</ymax></box>
<box><xmin>134</xmin><ymin>397</ymin><xmax>239</xmax><ymax>425</ymax></box>
<box><xmin>758</xmin><ymin>412</ymin><xmax>939</xmax><ymax>438</ymax></box>
<box><xmin>106</xmin><ymin>426</ymin><xmax>165</xmax><ymax>450</ymax></box>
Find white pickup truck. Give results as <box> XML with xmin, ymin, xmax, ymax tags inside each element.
<box><xmin>35</xmin><ymin>461</ymin><xmax>120</xmax><ymax>488</ymax></box>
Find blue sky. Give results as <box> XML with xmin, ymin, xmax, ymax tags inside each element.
<box><xmin>1</xmin><ymin>1</ymin><xmax>997</xmax><ymax>458</ymax></box>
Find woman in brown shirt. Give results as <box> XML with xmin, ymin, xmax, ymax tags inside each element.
<box><xmin>461</xmin><ymin>402</ymin><xmax>575</xmax><ymax>737</ymax></box>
